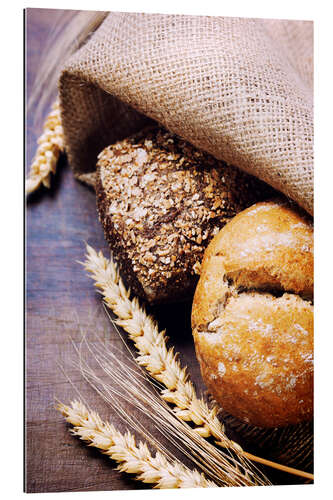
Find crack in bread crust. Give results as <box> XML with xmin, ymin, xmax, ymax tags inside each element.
<box><xmin>222</xmin><ymin>272</ymin><xmax>314</xmax><ymax>305</ymax></box>
<box><xmin>193</xmin><ymin>263</ymin><xmax>313</xmax><ymax>336</ymax></box>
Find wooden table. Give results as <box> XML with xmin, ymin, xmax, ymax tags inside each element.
<box><xmin>25</xmin><ymin>8</ymin><xmax>311</xmax><ymax>493</ymax></box>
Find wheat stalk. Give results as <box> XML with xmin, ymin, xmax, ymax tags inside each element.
<box><xmin>26</xmin><ymin>99</ymin><xmax>64</xmax><ymax>195</ymax></box>
<box><xmin>57</xmin><ymin>400</ymin><xmax>217</xmax><ymax>489</ymax></box>
<box><xmin>63</xmin><ymin>335</ymin><xmax>267</xmax><ymax>486</ymax></box>
<box><xmin>82</xmin><ymin>244</ymin><xmax>233</xmax><ymax>449</ymax></box>
<box><xmin>82</xmin><ymin>244</ymin><xmax>314</xmax><ymax>482</ymax></box>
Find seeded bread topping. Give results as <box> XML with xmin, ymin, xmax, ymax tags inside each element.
<box><xmin>96</xmin><ymin>127</ymin><xmax>273</xmax><ymax>303</ymax></box>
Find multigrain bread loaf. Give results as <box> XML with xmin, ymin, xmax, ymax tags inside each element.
<box><xmin>96</xmin><ymin>127</ymin><xmax>274</xmax><ymax>304</ymax></box>
<box><xmin>191</xmin><ymin>200</ymin><xmax>313</xmax><ymax>428</ymax></box>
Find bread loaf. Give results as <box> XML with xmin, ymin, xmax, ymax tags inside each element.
<box><xmin>192</xmin><ymin>200</ymin><xmax>313</xmax><ymax>428</ymax></box>
<box><xmin>96</xmin><ymin>127</ymin><xmax>273</xmax><ymax>304</ymax></box>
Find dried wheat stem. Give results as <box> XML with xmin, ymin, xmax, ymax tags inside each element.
<box><xmin>58</xmin><ymin>400</ymin><xmax>216</xmax><ymax>489</ymax></box>
<box><xmin>82</xmin><ymin>244</ymin><xmax>238</xmax><ymax>450</ymax></box>
<box><xmin>241</xmin><ymin>452</ymin><xmax>313</xmax><ymax>481</ymax></box>
<box><xmin>70</xmin><ymin>342</ymin><xmax>268</xmax><ymax>486</ymax></box>
<box><xmin>26</xmin><ymin>98</ymin><xmax>64</xmax><ymax>195</ymax></box>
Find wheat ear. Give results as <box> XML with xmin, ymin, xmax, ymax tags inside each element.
<box><xmin>57</xmin><ymin>400</ymin><xmax>216</xmax><ymax>489</ymax></box>
<box><xmin>82</xmin><ymin>244</ymin><xmax>234</xmax><ymax>449</ymax></box>
<box><xmin>26</xmin><ymin>99</ymin><xmax>64</xmax><ymax>195</ymax></box>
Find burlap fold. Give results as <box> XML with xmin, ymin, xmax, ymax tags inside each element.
<box><xmin>59</xmin><ymin>13</ymin><xmax>313</xmax><ymax>215</ymax></box>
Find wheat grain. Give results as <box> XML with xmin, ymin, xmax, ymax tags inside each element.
<box><xmin>26</xmin><ymin>99</ymin><xmax>64</xmax><ymax>195</ymax></box>
<box><xmin>57</xmin><ymin>400</ymin><xmax>217</xmax><ymax>489</ymax></box>
<box><xmin>82</xmin><ymin>244</ymin><xmax>235</xmax><ymax>449</ymax></box>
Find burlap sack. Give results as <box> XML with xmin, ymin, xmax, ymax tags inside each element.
<box><xmin>59</xmin><ymin>13</ymin><xmax>313</xmax><ymax>215</ymax></box>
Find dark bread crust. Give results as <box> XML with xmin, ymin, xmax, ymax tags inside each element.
<box><xmin>96</xmin><ymin>172</ymin><xmax>148</xmax><ymax>300</ymax></box>
<box><xmin>96</xmin><ymin>127</ymin><xmax>274</xmax><ymax>304</ymax></box>
<box><xmin>96</xmin><ymin>169</ymin><xmax>198</xmax><ymax>301</ymax></box>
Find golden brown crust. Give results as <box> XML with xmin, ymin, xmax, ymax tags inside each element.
<box><xmin>192</xmin><ymin>200</ymin><xmax>313</xmax><ymax>428</ymax></box>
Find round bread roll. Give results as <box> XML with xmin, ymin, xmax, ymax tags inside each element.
<box><xmin>191</xmin><ymin>200</ymin><xmax>313</xmax><ymax>428</ymax></box>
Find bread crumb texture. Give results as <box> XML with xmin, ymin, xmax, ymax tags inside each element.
<box><xmin>96</xmin><ymin>127</ymin><xmax>272</xmax><ymax>303</ymax></box>
<box><xmin>192</xmin><ymin>200</ymin><xmax>313</xmax><ymax>428</ymax></box>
